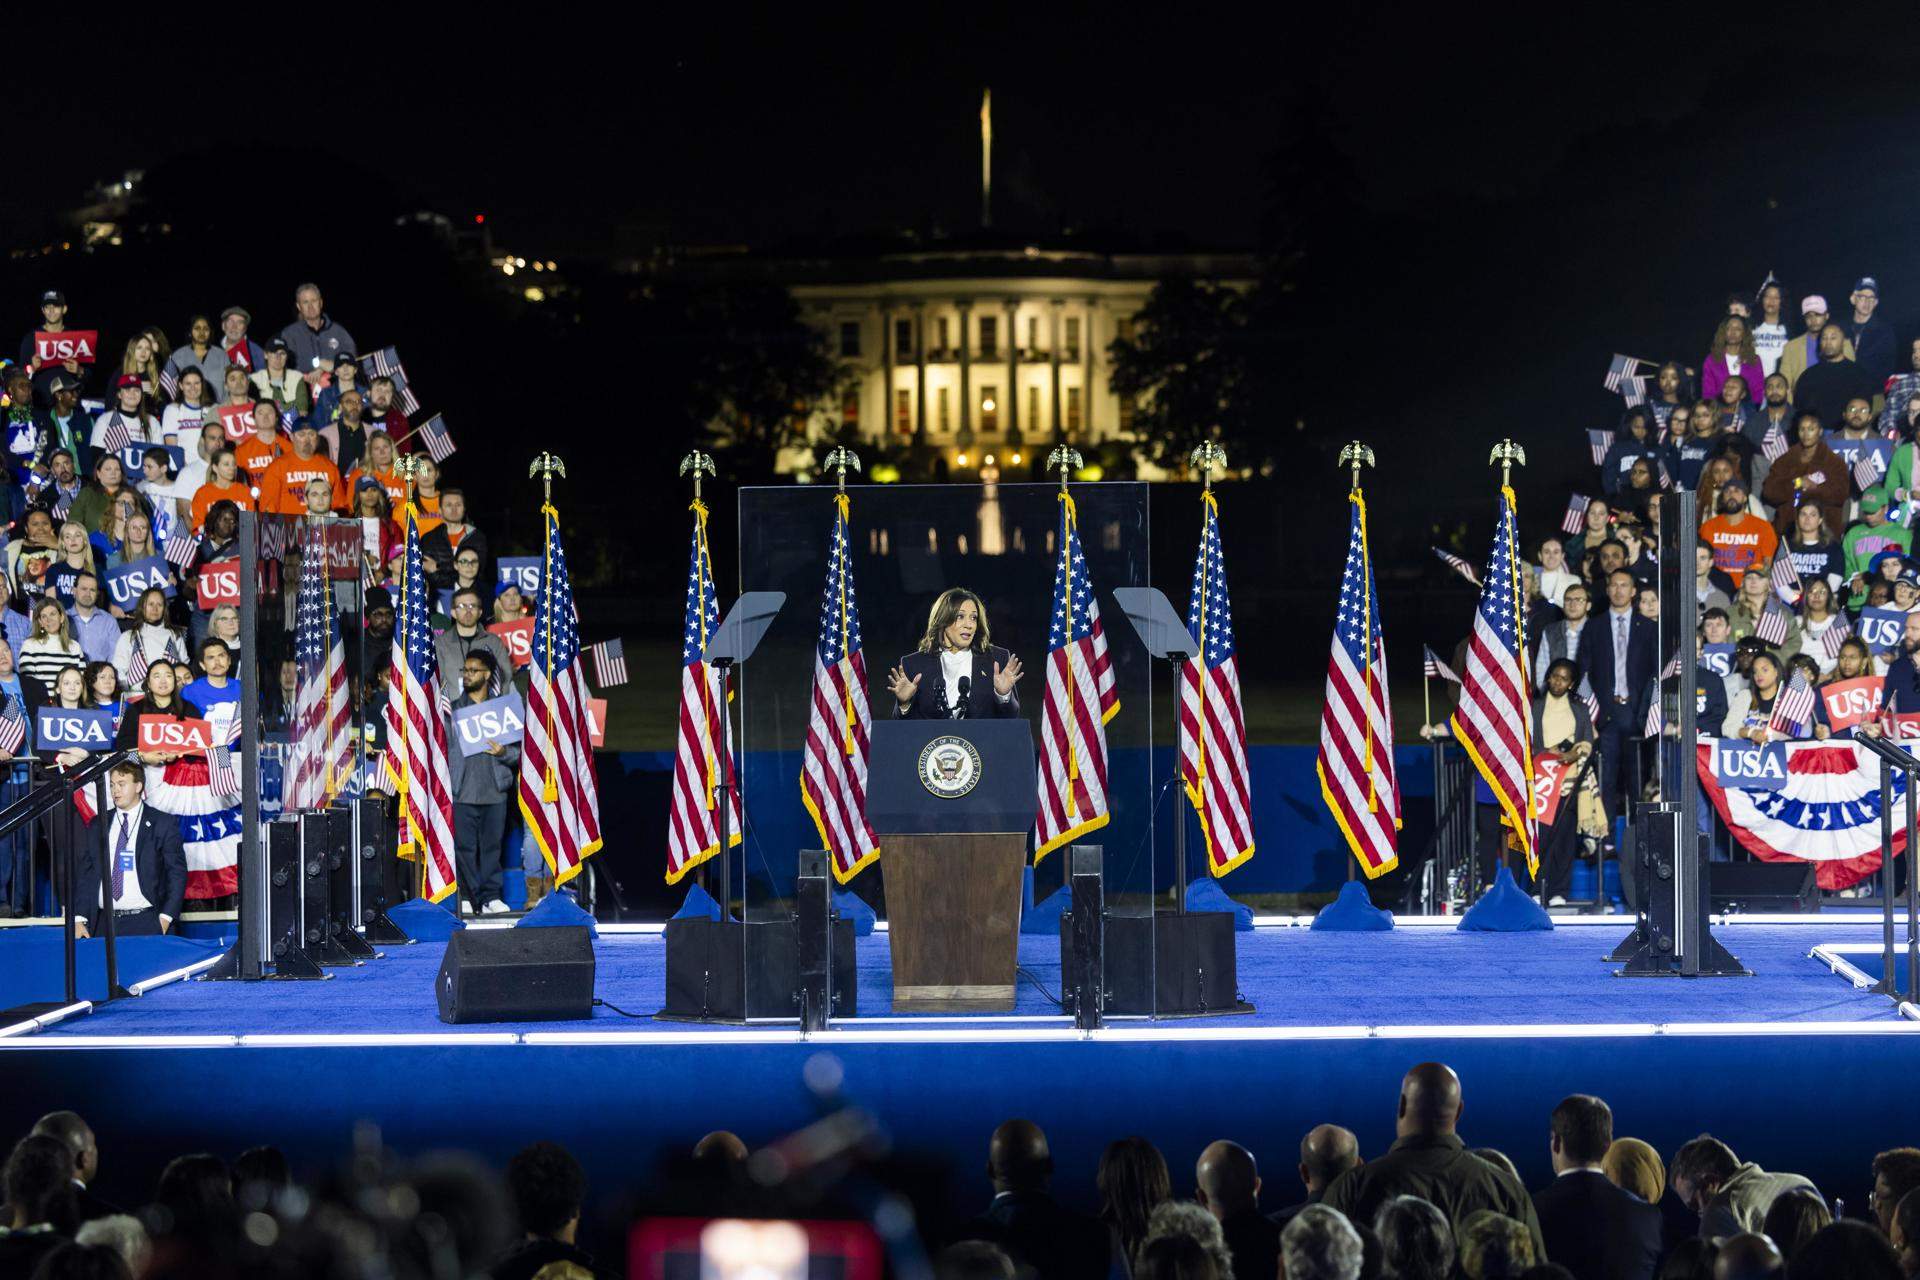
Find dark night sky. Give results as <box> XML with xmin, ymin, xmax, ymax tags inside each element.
<box><xmin>4</xmin><ymin>10</ymin><xmax>1919</xmax><ymax>593</ymax></box>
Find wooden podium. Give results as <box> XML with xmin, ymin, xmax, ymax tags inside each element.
<box><xmin>868</xmin><ymin>720</ymin><xmax>1034</xmax><ymax>1014</ymax></box>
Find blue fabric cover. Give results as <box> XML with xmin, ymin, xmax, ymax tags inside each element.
<box><xmin>1458</xmin><ymin>866</ymin><xmax>1555</xmax><ymax>932</ymax></box>
<box><xmin>1311</xmin><ymin>880</ymin><xmax>1395</xmax><ymax>931</ymax></box>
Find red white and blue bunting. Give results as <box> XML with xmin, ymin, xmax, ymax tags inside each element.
<box><xmin>1696</xmin><ymin>741</ymin><xmax>1906</xmax><ymax>890</ymax></box>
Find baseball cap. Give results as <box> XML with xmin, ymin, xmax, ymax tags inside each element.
<box><xmin>46</xmin><ymin>374</ymin><xmax>77</xmax><ymax>395</ymax></box>
<box><xmin>265</xmin><ymin>337</ymin><xmax>290</xmax><ymax>354</ymax></box>
<box><xmin>113</xmin><ymin>373</ymin><xmax>141</xmax><ymax>390</ymax></box>
<box><xmin>219</xmin><ymin>305</ymin><xmax>251</xmax><ymax>324</ymax></box>
<box><xmin>334</xmin><ymin>350</ymin><xmax>358</xmax><ymax>367</ymax></box>
<box><xmin>1855</xmin><ymin>277</ymin><xmax>1880</xmax><ymax>296</ymax></box>
<box><xmin>39</xmin><ymin>290</ymin><xmax>65</xmax><ymax>307</ymax></box>
<box><xmin>1800</xmin><ymin>295</ymin><xmax>1828</xmax><ymax>316</ymax></box>
<box><xmin>1863</xmin><ymin>490</ymin><xmax>1888</xmax><ymax>514</ymax></box>
<box><xmin>1734</xmin><ymin>635</ymin><xmax>1773</xmax><ymax>653</ymax></box>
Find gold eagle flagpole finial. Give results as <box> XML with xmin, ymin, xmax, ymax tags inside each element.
<box><xmin>1488</xmin><ymin>439</ymin><xmax>1526</xmax><ymax>488</ymax></box>
<box><xmin>1047</xmin><ymin>444</ymin><xmax>1083</xmax><ymax>496</ymax></box>
<box><xmin>823</xmin><ymin>445</ymin><xmax>861</xmax><ymax>495</ymax></box>
<box><xmin>531</xmin><ymin>452</ymin><xmax>568</xmax><ymax>507</ymax></box>
<box><xmin>1190</xmin><ymin>441</ymin><xmax>1227</xmax><ymax>492</ymax></box>
<box><xmin>1337</xmin><ymin>441</ymin><xmax>1375</xmax><ymax>493</ymax></box>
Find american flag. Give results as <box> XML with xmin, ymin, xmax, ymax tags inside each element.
<box><xmin>1855</xmin><ymin>449</ymin><xmax>1887</xmax><ymax>491</ymax></box>
<box><xmin>0</xmin><ymin>694</ymin><xmax>26</xmax><ymax>757</ymax></box>
<box><xmin>1562</xmin><ymin>493</ymin><xmax>1590</xmax><ymax>536</ymax></box>
<box><xmin>1754</xmin><ymin>604</ymin><xmax>1790</xmax><ymax>646</ymax></box>
<box><xmin>1770</xmin><ymin>554</ymin><xmax>1803</xmax><ymax>605</ymax></box>
<box><xmin>800</xmin><ymin>495</ymin><xmax>880</xmax><ymax>883</ymax></box>
<box><xmin>1449</xmin><ymin>486</ymin><xmax>1538</xmax><ymax>875</ymax></box>
<box><xmin>1318</xmin><ymin>490</ymin><xmax>1400</xmax><ymax>877</ymax></box>
<box><xmin>100</xmin><ymin>413</ymin><xmax>132</xmax><ymax>454</ymax></box>
<box><xmin>208</xmin><ymin>716</ymin><xmax>241</xmax><ymax>800</ymax></box>
<box><xmin>1181</xmin><ymin>492</ymin><xmax>1255</xmax><ymax>875</ymax></box>
<box><xmin>1620</xmin><ymin>375</ymin><xmax>1648</xmax><ymax>408</ymax></box>
<box><xmin>163</xmin><ymin>526</ymin><xmax>199</xmax><ymax>572</ymax></box>
<box><xmin>50</xmin><ymin>490</ymin><xmax>72</xmax><ymax>522</ymax></box>
<box><xmin>587</xmin><ymin>638</ymin><xmax>628</xmax><ymax>687</ymax></box>
<box><xmin>517</xmin><ymin>504</ymin><xmax>603</xmax><ymax>887</ymax></box>
<box><xmin>1032</xmin><ymin>489</ymin><xmax>1119</xmax><ymax>863</ymax></box>
<box><xmin>1588</xmin><ymin>429</ymin><xmax>1615</xmax><ymax>466</ymax></box>
<box><xmin>1583</xmin><ymin>690</ymin><xmax>1601</xmax><ymax>724</ymax></box>
<box><xmin>1761</xmin><ymin>422</ymin><xmax>1788</xmax><ymax>463</ymax></box>
<box><xmin>1423</xmin><ymin>645</ymin><xmax>1460</xmax><ymax>684</ymax></box>
<box><xmin>1822</xmin><ymin>616</ymin><xmax>1855</xmax><ymax>659</ymax></box>
<box><xmin>1644</xmin><ymin>685</ymin><xmax>1664</xmax><ymax>738</ymax></box>
<box><xmin>286</xmin><ymin>523</ymin><xmax>351</xmax><ymax>810</ymax></box>
<box><xmin>1603</xmin><ymin>354</ymin><xmax>1640</xmax><ymax>393</ymax></box>
<box><xmin>362</xmin><ymin>346</ymin><xmax>421</xmax><ymax>415</ymax></box>
<box><xmin>666</xmin><ymin>501</ymin><xmax>739</xmax><ymax>883</ymax></box>
<box><xmin>126</xmin><ymin>633</ymin><xmax>180</xmax><ymax>692</ymax></box>
<box><xmin>415</xmin><ymin>413</ymin><xmax>455</xmax><ymax>463</ymax></box>
<box><xmin>386</xmin><ymin>507</ymin><xmax>457</xmax><ymax>902</ymax></box>
<box><xmin>1769</xmin><ymin>670</ymin><xmax>1817</xmax><ymax>739</ymax></box>
<box><xmin>158</xmin><ymin>367</ymin><xmax>178</xmax><ymax>401</ymax></box>
<box><xmin>1432</xmin><ymin>546</ymin><xmax>1482</xmax><ymax>588</ymax></box>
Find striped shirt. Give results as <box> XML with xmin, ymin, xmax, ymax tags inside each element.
<box><xmin>17</xmin><ymin>638</ymin><xmax>85</xmax><ymax>697</ymax></box>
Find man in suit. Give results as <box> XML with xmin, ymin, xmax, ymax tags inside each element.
<box><xmin>888</xmin><ymin>588</ymin><xmax>1024</xmax><ymax>720</ymax></box>
<box><xmin>1581</xmin><ymin>568</ymin><xmax>1657</xmax><ymax>815</ymax></box>
<box><xmin>72</xmin><ymin>761</ymin><xmax>185</xmax><ymax>937</ymax></box>
<box><xmin>954</xmin><ymin>1119</ymin><xmax>1111</xmax><ymax>1280</ymax></box>
<box><xmin>1530</xmin><ymin>1095</ymin><xmax>1660</xmax><ymax>1280</ymax></box>
<box><xmin>1272</xmin><ymin>1125</ymin><xmax>1361</xmax><ymax>1228</ymax></box>
<box><xmin>1196</xmin><ymin>1141</ymin><xmax>1279</xmax><ymax>1280</ymax></box>
<box><xmin>28</xmin><ymin>1111</ymin><xmax>116</xmax><ymax>1225</ymax></box>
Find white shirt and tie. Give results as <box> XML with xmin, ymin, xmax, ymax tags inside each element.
<box><xmin>106</xmin><ymin>802</ymin><xmax>152</xmax><ymax>913</ymax></box>
<box><xmin>1610</xmin><ymin>607</ymin><xmax>1633</xmax><ymax>702</ymax></box>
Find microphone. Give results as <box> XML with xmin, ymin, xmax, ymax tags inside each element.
<box><xmin>954</xmin><ymin>675</ymin><xmax>971</xmax><ymax>719</ymax></box>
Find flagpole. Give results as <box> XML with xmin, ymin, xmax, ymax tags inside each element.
<box><xmin>1339</xmin><ymin>441</ymin><xmax>1378</xmax><ymax>883</ymax></box>
<box><xmin>678</xmin><ymin>451</ymin><xmax>721</xmax><ymax>902</ymax></box>
<box><xmin>393</xmin><ymin>454</ymin><xmax>425</xmax><ymax>902</ymax></box>
<box><xmin>529</xmin><ymin>454</ymin><xmax>567</xmax><ymax>808</ymax></box>
<box><xmin>1185</xmin><ymin>442</ymin><xmax>1227</xmax><ymax>899</ymax></box>
<box><xmin>825</xmin><ymin>447</ymin><xmax>861</xmax><ymax>758</ymax></box>
<box><xmin>1488</xmin><ymin>437</ymin><xmax>1540</xmax><ymax>888</ymax></box>
<box><xmin>1047</xmin><ymin>445</ymin><xmax>1085</xmax><ymax>827</ymax></box>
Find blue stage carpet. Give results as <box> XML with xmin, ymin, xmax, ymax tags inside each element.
<box><xmin>0</xmin><ymin>933</ymin><xmax>227</xmax><ymax>1010</ymax></box>
<box><xmin>7</xmin><ymin>921</ymin><xmax>1906</xmax><ymax>1037</ymax></box>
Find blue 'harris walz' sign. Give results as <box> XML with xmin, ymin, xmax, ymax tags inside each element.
<box><xmin>35</xmin><ymin>707</ymin><xmax>114</xmax><ymax>752</ymax></box>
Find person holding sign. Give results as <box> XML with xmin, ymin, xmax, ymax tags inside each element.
<box><xmin>127</xmin><ymin>652</ymin><xmax>238</xmax><ymax>906</ymax></box>
<box><xmin>20</xmin><ymin>289</ymin><xmax>85</xmax><ymax>405</ymax></box>
<box><xmin>448</xmin><ymin>651</ymin><xmax>519</xmax><ymax>916</ymax></box>
<box><xmin>71</xmin><ymin>761</ymin><xmax>186</xmax><ymax>938</ymax></box>
<box><xmin>1532</xmin><ymin>658</ymin><xmax>1602</xmax><ymax>905</ymax></box>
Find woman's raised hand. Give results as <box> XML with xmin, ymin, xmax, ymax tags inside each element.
<box><xmin>886</xmin><ymin>665</ymin><xmax>921</xmax><ymax>706</ymax></box>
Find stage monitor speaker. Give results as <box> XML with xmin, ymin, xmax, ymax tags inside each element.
<box><xmin>1061</xmin><ymin>909</ymin><xmax>1246</xmax><ymax>1016</ymax></box>
<box><xmin>661</xmin><ymin>918</ymin><xmax>857</xmax><ymax>1021</ymax></box>
<box><xmin>1710</xmin><ymin>861</ymin><xmax>1819</xmax><ymax>914</ymax></box>
<box><xmin>436</xmin><ymin>926</ymin><xmax>596</xmax><ymax>1024</ymax></box>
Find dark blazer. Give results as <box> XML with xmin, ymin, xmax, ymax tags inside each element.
<box><xmin>1579</xmin><ymin>609</ymin><xmax>1657</xmax><ymax>727</ymax></box>
<box><xmin>75</xmin><ymin>802</ymin><xmax>187</xmax><ymax>927</ymax></box>
<box><xmin>956</xmin><ymin>1190</ymin><xmax>1112</xmax><ymax>1280</ymax></box>
<box><xmin>1530</xmin><ymin>1168</ymin><xmax>1663</xmax><ymax>1280</ymax></box>
<box><xmin>894</xmin><ymin>645</ymin><xmax>1022</xmax><ymax>720</ymax></box>
<box><xmin>1217</xmin><ymin>1208</ymin><xmax>1281</xmax><ymax>1280</ymax></box>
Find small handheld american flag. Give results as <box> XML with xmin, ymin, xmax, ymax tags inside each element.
<box><xmin>1754</xmin><ymin>604</ymin><xmax>1789</xmax><ymax>646</ymax></box>
<box><xmin>101</xmin><ymin>413</ymin><xmax>132</xmax><ymax>453</ymax></box>
<box><xmin>415</xmin><ymin>413</ymin><xmax>455</xmax><ymax>463</ymax></box>
<box><xmin>1620</xmin><ymin>375</ymin><xmax>1648</xmax><ymax>408</ymax></box>
<box><xmin>0</xmin><ymin>695</ymin><xmax>26</xmax><ymax>757</ymax></box>
<box><xmin>1855</xmin><ymin>449</ymin><xmax>1887</xmax><ymax>491</ymax></box>
<box><xmin>158</xmin><ymin>367</ymin><xmax>178</xmax><ymax>401</ymax></box>
<box><xmin>1422</xmin><ymin>645</ymin><xmax>1460</xmax><ymax>684</ymax></box>
<box><xmin>363</xmin><ymin>346</ymin><xmax>422</xmax><ymax>415</ymax></box>
<box><xmin>1587</xmin><ymin>429</ymin><xmax>1615</xmax><ymax>466</ymax></box>
<box><xmin>1822</xmin><ymin>616</ymin><xmax>1855</xmax><ymax>659</ymax></box>
<box><xmin>163</xmin><ymin>526</ymin><xmax>199</xmax><ymax>572</ymax></box>
<box><xmin>1769</xmin><ymin>555</ymin><xmax>1803</xmax><ymax>606</ymax></box>
<box><xmin>1603</xmin><ymin>354</ymin><xmax>1641</xmax><ymax>393</ymax></box>
<box><xmin>1432</xmin><ymin>546</ymin><xmax>1482</xmax><ymax>588</ymax></box>
<box><xmin>1761</xmin><ymin>422</ymin><xmax>1788</xmax><ymax>463</ymax></box>
<box><xmin>1561</xmin><ymin>494</ymin><xmax>1590</xmax><ymax>537</ymax></box>
<box><xmin>587</xmin><ymin>638</ymin><xmax>628</xmax><ymax>688</ymax></box>
<box><xmin>1769</xmin><ymin>671</ymin><xmax>1817</xmax><ymax>739</ymax></box>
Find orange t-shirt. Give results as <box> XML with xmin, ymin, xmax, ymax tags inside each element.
<box><xmin>258</xmin><ymin>452</ymin><xmax>346</xmax><ymax>515</ymax></box>
<box><xmin>1700</xmin><ymin>514</ymin><xmax>1779</xmax><ymax>587</ymax></box>
<box><xmin>413</xmin><ymin>490</ymin><xmax>444</xmax><ymax>535</ymax></box>
<box><xmin>190</xmin><ymin>481</ymin><xmax>256</xmax><ymax>532</ymax></box>
<box><xmin>235</xmin><ymin>435</ymin><xmax>286</xmax><ymax>490</ymax></box>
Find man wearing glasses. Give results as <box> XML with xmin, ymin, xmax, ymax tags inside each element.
<box><xmin>447</xmin><ymin>650</ymin><xmax>518</xmax><ymax>916</ymax></box>
<box><xmin>434</xmin><ymin>587</ymin><xmax>512</xmax><ymax>697</ymax></box>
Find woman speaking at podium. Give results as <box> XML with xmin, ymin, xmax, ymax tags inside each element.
<box><xmin>886</xmin><ymin>588</ymin><xmax>1024</xmax><ymax>720</ymax></box>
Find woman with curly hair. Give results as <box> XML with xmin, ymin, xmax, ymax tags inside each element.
<box><xmin>1703</xmin><ymin>314</ymin><xmax>1764</xmax><ymax>405</ymax></box>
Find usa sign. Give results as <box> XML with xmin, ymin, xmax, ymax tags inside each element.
<box><xmin>217</xmin><ymin>403</ymin><xmax>257</xmax><ymax>442</ymax></box>
<box><xmin>1857</xmin><ymin>607</ymin><xmax>1908</xmax><ymax>654</ymax></box>
<box><xmin>496</xmin><ymin>557</ymin><xmax>540</xmax><ymax>596</ymax></box>
<box><xmin>33</xmin><ymin>331</ymin><xmax>98</xmax><ymax>365</ymax></box>
<box><xmin>488</xmin><ymin>619</ymin><xmax>534</xmax><ymax>669</ymax></box>
<box><xmin>451</xmin><ymin>692</ymin><xmax>525</xmax><ymax>757</ymax></box>
<box><xmin>138</xmin><ymin>716</ymin><xmax>213</xmax><ymax>755</ymax></box>
<box><xmin>1711</xmin><ymin>739</ymin><xmax>1788</xmax><ymax>792</ymax></box>
<box><xmin>1817</xmin><ymin>677</ymin><xmax>1882</xmax><ymax>733</ymax></box>
<box><xmin>105</xmin><ymin>556</ymin><xmax>175</xmax><ymax>606</ymax></box>
<box><xmin>35</xmin><ymin>707</ymin><xmax>113</xmax><ymax>751</ymax></box>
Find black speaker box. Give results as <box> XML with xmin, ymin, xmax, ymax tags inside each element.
<box><xmin>1709</xmin><ymin>861</ymin><xmax>1819</xmax><ymax>913</ymax></box>
<box><xmin>662</xmin><ymin>918</ymin><xmax>857</xmax><ymax>1021</ymax></box>
<box><xmin>1059</xmin><ymin>910</ymin><xmax>1244</xmax><ymax>1016</ymax></box>
<box><xmin>436</xmin><ymin>926</ymin><xmax>596</xmax><ymax>1024</ymax></box>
